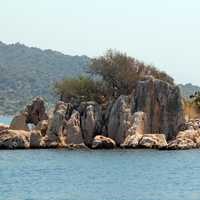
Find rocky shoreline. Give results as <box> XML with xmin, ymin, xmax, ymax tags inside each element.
<box><xmin>0</xmin><ymin>76</ymin><xmax>200</xmax><ymax>151</ymax></box>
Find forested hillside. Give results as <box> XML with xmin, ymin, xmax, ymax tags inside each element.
<box><xmin>0</xmin><ymin>42</ymin><xmax>89</xmax><ymax>115</ymax></box>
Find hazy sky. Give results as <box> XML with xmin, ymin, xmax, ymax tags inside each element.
<box><xmin>0</xmin><ymin>0</ymin><xmax>200</xmax><ymax>85</ymax></box>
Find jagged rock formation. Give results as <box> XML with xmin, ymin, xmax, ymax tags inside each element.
<box><xmin>92</xmin><ymin>135</ymin><xmax>116</xmax><ymax>149</ymax></box>
<box><xmin>0</xmin><ymin>77</ymin><xmax>188</xmax><ymax>150</ymax></box>
<box><xmin>0</xmin><ymin>129</ymin><xmax>30</xmax><ymax>149</ymax></box>
<box><xmin>131</xmin><ymin>77</ymin><xmax>185</xmax><ymax>140</ymax></box>
<box><xmin>139</xmin><ymin>134</ymin><xmax>168</xmax><ymax>149</ymax></box>
<box><xmin>9</xmin><ymin>113</ymin><xmax>29</xmax><ymax>131</ymax></box>
<box><xmin>167</xmin><ymin>130</ymin><xmax>200</xmax><ymax>150</ymax></box>
<box><xmin>25</xmin><ymin>97</ymin><xmax>48</xmax><ymax>125</ymax></box>
<box><xmin>121</xmin><ymin>112</ymin><xmax>146</xmax><ymax>148</ymax></box>
<box><xmin>79</xmin><ymin>102</ymin><xmax>102</xmax><ymax>146</ymax></box>
<box><xmin>10</xmin><ymin>97</ymin><xmax>48</xmax><ymax>131</ymax></box>
<box><xmin>46</xmin><ymin>101</ymin><xmax>85</xmax><ymax>148</ymax></box>
<box><xmin>107</xmin><ymin>95</ymin><xmax>132</xmax><ymax>145</ymax></box>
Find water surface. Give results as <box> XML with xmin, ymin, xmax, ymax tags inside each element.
<box><xmin>0</xmin><ymin>149</ymin><xmax>200</xmax><ymax>200</ymax></box>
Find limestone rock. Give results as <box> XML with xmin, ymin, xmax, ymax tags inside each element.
<box><xmin>139</xmin><ymin>134</ymin><xmax>168</xmax><ymax>149</ymax></box>
<box><xmin>46</xmin><ymin>102</ymin><xmax>67</xmax><ymax>146</ymax></box>
<box><xmin>167</xmin><ymin>130</ymin><xmax>200</xmax><ymax>150</ymax></box>
<box><xmin>62</xmin><ymin>110</ymin><xmax>84</xmax><ymax>146</ymax></box>
<box><xmin>131</xmin><ymin>77</ymin><xmax>185</xmax><ymax>139</ymax></box>
<box><xmin>108</xmin><ymin>95</ymin><xmax>135</xmax><ymax>145</ymax></box>
<box><xmin>25</xmin><ymin>96</ymin><xmax>48</xmax><ymax>125</ymax></box>
<box><xmin>35</xmin><ymin>120</ymin><xmax>48</xmax><ymax>136</ymax></box>
<box><xmin>121</xmin><ymin>112</ymin><xmax>146</xmax><ymax>148</ymax></box>
<box><xmin>9</xmin><ymin>113</ymin><xmax>29</xmax><ymax>131</ymax></box>
<box><xmin>30</xmin><ymin>130</ymin><xmax>45</xmax><ymax>148</ymax></box>
<box><xmin>92</xmin><ymin>135</ymin><xmax>116</xmax><ymax>149</ymax></box>
<box><xmin>46</xmin><ymin>101</ymin><xmax>85</xmax><ymax>148</ymax></box>
<box><xmin>0</xmin><ymin>129</ymin><xmax>30</xmax><ymax>149</ymax></box>
<box><xmin>80</xmin><ymin>102</ymin><xmax>102</xmax><ymax>146</ymax></box>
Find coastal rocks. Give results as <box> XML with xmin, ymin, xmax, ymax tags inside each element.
<box><xmin>80</xmin><ymin>102</ymin><xmax>102</xmax><ymax>146</ymax></box>
<box><xmin>25</xmin><ymin>96</ymin><xmax>48</xmax><ymax>125</ymax></box>
<box><xmin>62</xmin><ymin>110</ymin><xmax>85</xmax><ymax>146</ymax></box>
<box><xmin>35</xmin><ymin>120</ymin><xmax>48</xmax><ymax>136</ymax></box>
<box><xmin>182</xmin><ymin>119</ymin><xmax>200</xmax><ymax>131</ymax></box>
<box><xmin>9</xmin><ymin>113</ymin><xmax>29</xmax><ymax>131</ymax></box>
<box><xmin>167</xmin><ymin>130</ymin><xmax>200</xmax><ymax>150</ymax></box>
<box><xmin>92</xmin><ymin>135</ymin><xmax>116</xmax><ymax>149</ymax></box>
<box><xmin>0</xmin><ymin>124</ymin><xmax>9</xmax><ymax>132</ymax></box>
<box><xmin>131</xmin><ymin>76</ymin><xmax>185</xmax><ymax>140</ymax></box>
<box><xmin>46</xmin><ymin>101</ymin><xmax>85</xmax><ymax>148</ymax></box>
<box><xmin>30</xmin><ymin>130</ymin><xmax>45</xmax><ymax>148</ymax></box>
<box><xmin>139</xmin><ymin>134</ymin><xmax>168</xmax><ymax>149</ymax></box>
<box><xmin>9</xmin><ymin>97</ymin><xmax>48</xmax><ymax>132</ymax></box>
<box><xmin>107</xmin><ymin>95</ymin><xmax>133</xmax><ymax>145</ymax></box>
<box><xmin>45</xmin><ymin>101</ymin><xmax>67</xmax><ymax>147</ymax></box>
<box><xmin>0</xmin><ymin>129</ymin><xmax>30</xmax><ymax>149</ymax></box>
<box><xmin>121</xmin><ymin>112</ymin><xmax>146</xmax><ymax>148</ymax></box>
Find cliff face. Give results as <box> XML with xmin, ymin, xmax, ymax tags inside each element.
<box><xmin>131</xmin><ymin>77</ymin><xmax>184</xmax><ymax>140</ymax></box>
<box><xmin>0</xmin><ymin>77</ymin><xmax>186</xmax><ymax>149</ymax></box>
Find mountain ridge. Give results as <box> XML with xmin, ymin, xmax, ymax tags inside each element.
<box><xmin>0</xmin><ymin>41</ymin><xmax>90</xmax><ymax>115</ymax></box>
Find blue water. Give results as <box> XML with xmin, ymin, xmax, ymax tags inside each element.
<box><xmin>0</xmin><ymin>116</ymin><xmax>200</xmax><ymax>200</ymax></box>
<box><xmin>0</xmin><ymin>149</ymin><xmax>200</xmax><ymax>200</ymax></box>
<box><xmin>0</xmin><ymin>116</ymin><xmax>12</xmax><ymax>125</ymax></box>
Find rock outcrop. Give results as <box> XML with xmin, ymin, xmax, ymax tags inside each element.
<box><xmin>30</xmin><ymin>130</ymin><xmax>45</xmax><ymax>148</ymax></box>
<box><xmin>9</xmin><ymin>113</ymin><xmax>29</xmax><ymax>131</ymax></box>
<box><xmin>0</xmin><ymin>130</ymin><xmax>30</xmax><ymax>149</ymax></box>
<box><xmin>80</xmin><ymin>102</ymin><xmax>102</xmax><ymax>146</ymax></box>
<box><xmin>167</xmin><ymin>130</ymin><xmax>200</xmax><ymax>150</ymax></box>
<box><xmin>46</xmin><ymin>101</ymin><xmax>85</xmax><ymax>148</ymax></box>
<box><xmin>131</xmin><ymin>77</ymin><xmax>185</xmax><ymax>140</ymax></box>
<box><xmin>107</xmin><ymin>95</ymin><xmax>133</xmax><ymax>145</ymax></box>
<box><xmin>0</xmin><ymin>76</ymin><xmax>186</xmax><ymax>150</ymax></box>
<box><xmin>139</xmin><ymin>134</ymin><xmax>168</xmax><ymax>149</ymax></box>
<box><xmin>25</xmin><ymin>97</ymin><xmax>48</xmax><ymax>125</ymax></box>
<box><xmin>92</xmin><ymin>135</ymin><xmax>116</xmax><ymax>149</ymax></box>
<box><xmin>10</xmin><ymin>97</ymin><xmax>48</xmax><ymax>131</ymax></box>
<box><xmin>62</xmin><ymin>110</ymin><xmax>84</xmax><ymax>146</ymax></box>
<box><xmin>121</xmin><ymin>112</ymin><xmax>146</xmax><ymax>148</ymax></box>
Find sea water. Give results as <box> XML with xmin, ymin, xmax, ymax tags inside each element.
<box><xmin>0</xmin><ymin>117</ymin><xmax>200</xmax><ymax>200</ymax></box>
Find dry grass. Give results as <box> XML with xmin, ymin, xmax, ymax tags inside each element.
<box><xmin>183</xmin><ymin>100</ymin><xmax>200</xmax><ymax>120</ymax></box>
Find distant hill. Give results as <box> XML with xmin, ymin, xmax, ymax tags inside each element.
<box><xmin>178</xmin><ymin>83</ymin><xmax>200</xmax><ymax>98</ymax></box>
<box><xmin>0</xmin><ymin>41</ymin><xmax>90</xmax><ymax>115</ymax></box>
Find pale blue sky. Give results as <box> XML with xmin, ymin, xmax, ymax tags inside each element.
<box><xmin>0</xmin><ymin>0</ymin><xmax>200</xmax><ymax>85</ymax></box>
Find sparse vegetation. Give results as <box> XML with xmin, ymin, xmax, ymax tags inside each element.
<box><xmin>56</xmin><ymin>49</ymin><xmax>174</xmax><ymax>104</ymax></box>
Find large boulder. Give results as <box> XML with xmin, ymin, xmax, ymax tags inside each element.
<box><xmin>9</xmin><ymin>113</ymin><xmax>29</xmax><ymax>131</ymax></box>
<box><xmin>0</xmin><ymin>129</ymin><xmax>30</xmax><ymax>149</ymax></box>
<box><xmin>62</xmin><ymin>110</ymin><xmax>84</xmax><ymax>146</ymax></box>
<box><xmin>46</xmin><ymin>102</ymin><xmax>68</xmax><ymax>147</ymax></box>
<box><xmin>139</xmin><ymin>134</ymin><xmax>168</xmax><ymax>149</ymax></box>
<box><xmin>121</xmin><ymin>112</ymin><xmax>146</xmax><ymax>148</ymax></box>
<box><xmin>30</xmin><ymin>130</ymin><xmax>45</xmax><ymax>148</ymax></box>
<box><xmin>25</xmin><ymin>97</ymin><xmax>48</xmax><ymax>125</ymax></box>
<box><xmin>80</xmin><ymin>102</ymin><xmax>102</xmax><ymax>146</ymax></box>
<box><xmin>167</xmin><ymin>130</ymin><xmax>200</xmax><ymax>150</ymax></box>
<box><xmin>107</xmin><ymin>95</ymin><xmax>133</xmax><ymax>145</ymax></box>
<box><xmin>35</xmin><ymin>120</ymin><xmax>48</xmax><ymax>136</ymax></box>
<box><xmin>131</xmin><ymin>77</ymin><xmax>185</xmax><ymax>139</ymax></box>
<box><xmin>46</xmin><ymin>101</ymin><xmax>85</xmax><ymax>148</ymax></box>
<box><xmin>9</xmin><ymin>97</ymin><xmax>48</xmax><ymax>132</ymax></box>
<box><xmin>92</xmin><ymin>135</ymin><xmax>116</xmax><ymax>149</ymax></box>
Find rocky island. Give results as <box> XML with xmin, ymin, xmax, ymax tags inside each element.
<box><xmin>0</xmin><ymin>50</ymin><xmax>200</xmax><ymax>151</ymax></box>
<box><xmin>0</xmin><ymin>76</ymin><xmax>199</xmax><ymax>150</ymax></box>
